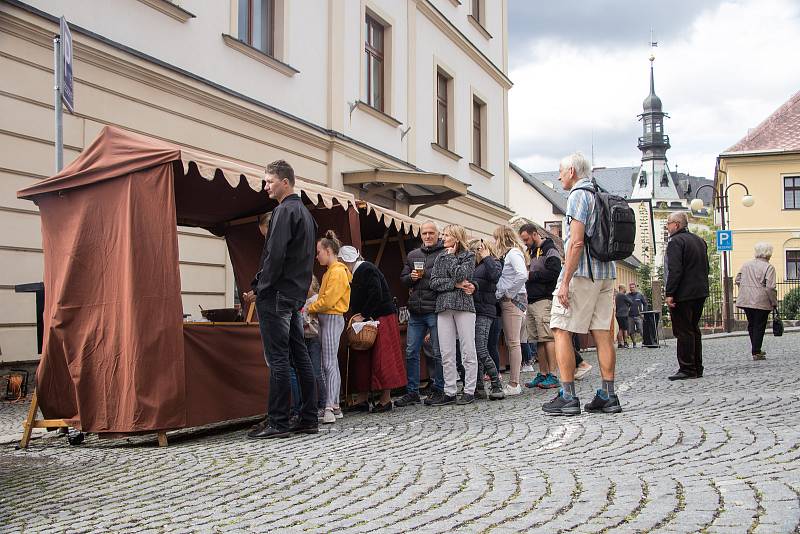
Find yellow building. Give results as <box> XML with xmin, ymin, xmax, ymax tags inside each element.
<box><xmin>717</xmin><ymin>90</ymin><xmax>800</xmax><ymax>297</ymax></box>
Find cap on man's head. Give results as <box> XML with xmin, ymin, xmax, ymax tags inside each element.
<box><xmin>338</xmin><ymin>246</ymin><xmax>359</xmax><ymax>263</ymax></box>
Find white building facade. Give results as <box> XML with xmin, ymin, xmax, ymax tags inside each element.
<box><xmin>0</xmin><ymin>0</ymin><xmax>513</xmax><ymax>362</ymax></box>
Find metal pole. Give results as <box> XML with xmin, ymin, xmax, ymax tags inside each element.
<box><xmin>719</xmin><ymin>192</ymin><xmax>734</xmax><ymax>333</ymax></box>
<box><xmin>53</xmin><ymin>34</ymin><xmax>64</xmax><ymax>172</ymax></box>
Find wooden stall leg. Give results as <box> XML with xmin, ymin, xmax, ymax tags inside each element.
<box><xmin>157</xmin><ymin>432</ymin><xmax>168</xmax><ymax>447</ymax></box>
<box><xmin>19</xmin><ymin>389</ymin><xmax>39</xmax><ymax>449</ymax></box>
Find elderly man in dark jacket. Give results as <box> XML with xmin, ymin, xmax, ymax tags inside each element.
<box><xmin>249</xmin><ymin>160</ymin><xmax>318</xmax><ymax>439</ymax></box>
<box><xmin>664</xmin><ymin>211</ymin><xmax>709</xmax><ymax>381</ymax></box>
<box><xmin>395</xmin><ymin>221</ymin><xmax>447</xmax><ymax>407</ymax></box>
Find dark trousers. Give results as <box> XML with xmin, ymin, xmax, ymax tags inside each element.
<box><xmin>670</xmin><ymin>297</ymin><xmax>706</xmax><ymax>377</ymax></box>
<box><xmin>488</xmin><ymin>316</ymin><xmax>502</xmax><ymax>371</ymax></box>
<box><xmin>256</xmin><ymin>291</ymin><xmax>317</xmax><ymax>430</ymax></box>
<box><xmin>743</xmin><ymin>307</ymin><xmax>770</xmax><ymax>355</ymax></box>
<box><xmin>475</xmin><ymin>315</ymin><xmax>501</xmax><ymax>389</ymax></box>
<box><xmin>573</xmin><ymin>333</ymin><xmax>584</xmax><ymax>367</ymax></box>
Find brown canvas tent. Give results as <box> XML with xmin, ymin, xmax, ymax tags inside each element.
<box><xmin>17</xmin><ymin>126</ymin><xmax>415</xmax><ymax>435</ymax></box>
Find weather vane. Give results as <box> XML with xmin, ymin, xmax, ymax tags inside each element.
<box><xmin>649</xmin><ymin>28</ymin><xmax>658</xmax><ymax>62</ymax></box>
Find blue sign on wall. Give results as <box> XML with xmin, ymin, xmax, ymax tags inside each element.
<box><xmin>716</xmin><ymin>230</ymin><xmax>733</xmax><ymax>252</ymax></box>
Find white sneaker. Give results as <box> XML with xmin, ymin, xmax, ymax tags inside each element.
<box><xmin>323</xmin><ymin>408</ymin><xmax>336</xmax><ymax>424</ymax></box>
<box><xmin>574</xmin><ymin>364</ymin><xmax>592</xmax><ymax>380</ymax></box>
<box><xmin>504</xmin><ymin>383</ymin><xmax>522</xmax><ymax>396</ymax></box>
<box><xmin>333</xmin><ymin>407</ymin><xmax>343</xmax><ymax>419</ymax></box>
<box><xmin>521</xmin><ymin>364</ymin><xmax>535</xmax><ymax>373</ymax></box>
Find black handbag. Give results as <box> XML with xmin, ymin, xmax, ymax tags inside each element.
<box><xmin>772</xmin><ymin>309</ymin><xmax>784</xmax><ymax>337</ymax></box>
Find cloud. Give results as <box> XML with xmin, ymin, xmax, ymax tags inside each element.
<box><xmin>509</xmin><ymin>0</ymin><xmax>800</xmax><ymax>178</ymax></box>
<box><xmin>508</xmin><ymin>0</ymin><xmax>722</xmax><ymax>67</ymax></box>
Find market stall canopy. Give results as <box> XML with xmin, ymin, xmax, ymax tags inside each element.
<box><xmin>342</xmin><ymin>168</ymin><xmax>468</xmax><ymax>217</ymax></box>
<box><xmin>17</xmin><ymin>126</ymin><xmax>354</xmax><ymax>216</ymax></box>
<box><xmin>358</xmin><ymin>200</ymin><xmax>421</xmax><ymax>237</ymax></box>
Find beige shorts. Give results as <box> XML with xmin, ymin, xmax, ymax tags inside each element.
<box><xmin>549</xmin><ymin>277</ymin><xmax>615</xmax><ymax>334</ymax></box>
<box><xmin>526</xmin><ymin>300</ymin><xmax>554</xmax><ymax>342</ymax></box>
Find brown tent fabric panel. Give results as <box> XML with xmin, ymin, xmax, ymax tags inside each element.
<box><xmin>183</xmin><ymin>325</ymin><xmax>268</xmax><ymax>427</ymax></box>
<box><xmin>17</xmin><ymin>126</ymin><xmax>181</xmax><ymax>200</ymax></box>
<box><xmin>36</xmin><ymin>165</ymin><xmax>186</xmax><ymax>432</ymax></box>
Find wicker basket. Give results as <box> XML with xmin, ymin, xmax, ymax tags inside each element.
<box><xmin>346</xmin><ymin>316</ymin><xmax>378</xmax><ymax>351</ymax></box>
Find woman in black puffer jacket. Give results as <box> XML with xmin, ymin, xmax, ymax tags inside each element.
<box><xmin>468</xmin><ymin>239</ymin><xmax>505</xmax><ymax>400</ymax></box>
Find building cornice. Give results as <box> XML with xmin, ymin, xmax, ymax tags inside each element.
<box><xmin>416</xmin><ymin>0</ymin><xmax>512</xmax><ymax>89</ymax></box>
<box><xmin>135</xmin><ymin>0</ymin><xmax>195</xmax><ymax>22</ymax></box>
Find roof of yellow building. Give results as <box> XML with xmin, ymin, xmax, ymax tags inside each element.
<box><xmin>726</xmin><ymin>90</ymin><xmax>800</xmax><ymax>153</ymax></box>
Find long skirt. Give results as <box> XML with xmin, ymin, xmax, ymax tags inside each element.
<box><xmin>348</xmin><ymin>313</ymin><xmax>407</xmax><ymax>392</ymax></box>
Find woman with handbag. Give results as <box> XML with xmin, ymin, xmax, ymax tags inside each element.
<box><xmin>429</xmin><ymin>224</ymin><xmax>479</xmax><ymax>405</ymax></box>
<box><xmin>338</xmin><ymin>246</ymin><xmax>406</xmax><ymax>413</ymax></box>
<box><xmin>735</xmin><ymin>242</ymin><xmax>779</xmax><ymax>360</ymax></box>
<box><xmin>493</xmin><ymin>225</ymin><xmax>529</xmax><ymax>396</ymax></box>
<box><xmin>307</xmin><ymin>231</ymin><xmax>351</xmax><ymax>424</ymax></box>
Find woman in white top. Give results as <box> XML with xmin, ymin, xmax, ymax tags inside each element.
<box><xmin>493</xmin><ymin>225</ymin><xmax>529</xmax><ymax>395</ymax></box>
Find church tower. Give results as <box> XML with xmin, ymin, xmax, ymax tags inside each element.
<box><xmin>630</xmin><ymin>55</ymin><xmax>683</xmax><ymax>204</ymax></box>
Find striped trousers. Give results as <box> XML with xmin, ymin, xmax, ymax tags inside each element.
<box><xmin>318</xmin><ymin>313</ymin><xmax>345</xmax><ymax>409</ymax></box>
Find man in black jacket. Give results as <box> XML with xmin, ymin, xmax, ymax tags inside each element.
<box><xmin>519</xmin><ymin>224</ymin><xmax>563</xmax><ymax>389</ymax></box>
<box><xmin>664</xmin><ymin>211</ymin><xmax>709</xmax><ymax>380</ymax></box>
<box><xmin>249</xmin><ymin>160</ymin><xmax>319</xmax><ymax>438</ymax></box>
<box><xmin>395</xmin><ymin>221</ymin><xmax>447</xmax><ymax>407</ymax></box>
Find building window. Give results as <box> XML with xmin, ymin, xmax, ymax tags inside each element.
<box><xmin>365</xmin><ymin>14</ymin><xmax>385</xmax><ymax>112</ymax></box>
<box><xmin>237</xmin><ymin>0</ymin><xmax>275</xmax><ymax>56</ymax></box>
<box><xmin>472</xmin><ymin>98</ymin><xmax>484</xmax><ymax>167</ymax></box>
<box><xmin>545</xmin><ymin>220</ymin><xmax>562</xmax><ymax>239</ymax></box>
<box><xmin>787</xmin><ymin>250</ymin><xmax>800</xmax><ymax>280</ymax></box>
<box><xmin>471</xmin><ymin>0</ymin><xmax>483</xmax><ymax>24</ymax></box>
<box><xmin>436</xmin><ymin>70</ymin><xmax>451</xmax><ymax>149</ymax></box>
<box><xmin>784</xmin><ymin>176</ymin><xmax>800</xmax><ymax>209</ymax></box>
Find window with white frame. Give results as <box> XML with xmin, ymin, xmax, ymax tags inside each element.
<box><xmin>472</xmin><ymin>97</ymin><xmax>486</xmax><ymax>168</ymax></box>
<box><xmin>237</xmin><ymin>0</ymin><xmax>275</xmax><ymax>56</ymax></box>
<box><xmin>784</xmin><ymin>176</ymin><xmax>800</xmax><ymax>209</ymax></box>
<box><xmin>787</xmin><ymin>250</ymin><xmax>800</xmax><ymax>280</ymax></box>
<box><xmin>436</xmin><ymin>70</ymin><xmax>452</xmax><ymax>149</ymax></box>
<box><xmin>364</xmin><ymin>14</ymin><xmax>386</xmax><ymax>112</ymax></box>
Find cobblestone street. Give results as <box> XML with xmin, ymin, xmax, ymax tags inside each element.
<box><xmin>1</xmin><ymin>333</ymin><xmax>799</xmax><ymax>533</ymax></box>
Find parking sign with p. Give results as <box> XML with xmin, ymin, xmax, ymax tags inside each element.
<box><xmin>716</xmin><ymin>230</ymin><xmax>733</xmax><ymax>252</ymax></box>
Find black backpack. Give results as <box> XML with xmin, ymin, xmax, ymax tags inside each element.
<box><xmin>572</xmin><ymin>179</ymin><xmax>636</xmax><ymax>275</ymax></box>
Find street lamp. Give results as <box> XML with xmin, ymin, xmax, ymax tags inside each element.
<box><xmin>692</xmin><ymin>181</ymin><xmax>754</xmax><ymax>332</ymax></box>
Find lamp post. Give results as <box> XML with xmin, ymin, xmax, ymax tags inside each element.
<box><xmin>692</xmin><ymin>181</ymin><xmax>754</xmax><ymax>332</ymax></box>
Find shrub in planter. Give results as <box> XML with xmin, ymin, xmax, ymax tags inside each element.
<box><xmin>781</xmin><ymin>287</ymin><xmax>800</xmax><ymax>320</ymax></box>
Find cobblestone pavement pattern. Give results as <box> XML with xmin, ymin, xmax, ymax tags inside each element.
<box><xmin>1</xmin><ymin>333</ymin><xmax>799</xmax><ymax>533</ymax></box>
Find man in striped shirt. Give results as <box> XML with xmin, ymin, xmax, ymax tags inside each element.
<box><xmin>543</xmin><ymin>152</ymin><xmax>621</xmax><ymax>416</ymax></box>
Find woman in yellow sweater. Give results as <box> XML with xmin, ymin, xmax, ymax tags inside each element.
<box><xmin>307</xmin><ymin>230</ymin><xmax>351</xmax><ymax>424</ymax></box>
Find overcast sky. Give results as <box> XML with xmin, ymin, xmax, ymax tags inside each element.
<box><xmin>507</xmin><ymin>0</ymin><xmax>800</xmax><ymax>178</ymax></box>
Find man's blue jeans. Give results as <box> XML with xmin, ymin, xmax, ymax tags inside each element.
<box><xmin>405</xmin><ymin>312</ymin><xmax>444</xmax><ymax>394</ymax></box>
<box><xmin>256</xmin><ymin>290</ymin><xmax>317</xmax><ymax>431</ymax></box>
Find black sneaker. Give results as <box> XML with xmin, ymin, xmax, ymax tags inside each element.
<box><xmin>394</xmin><ymin>392</ymin><xmax>421</xmax><ymax>407</ymax></box>
<box><xmin>475</xmin><ymin>388</ymin><xmax>488</xmax><ymax>400</ymax></box>
<box><xmin>457</xmin><ymin>394</ymin><xmax>475</xmax><ymax>405</ymax></box>
<box><xmin>584</xmin><ymin>390</ymin><xmax>622</xmax><ymax>414</ymax></box>
<box><xmin>371</xmin><ymin>401</ymin><xmax>393</xmax><ymax>413</ymax></box>
<box><xmin>489</xmin><ymin>384</ymin><xmax>505</xmax><ymax>400</ymax></box>
<box><xmin>542</xmin><ymin>390</ymin><xmax>581</xmax><ymax>416</ymax></box>
<box><xmin>290</xmin><ymin>421</ymin><xmax>320</xmax><ymax>435</ymax></box>
<box><xmin>247</xmin><ymin>425</ymin><xmax>293</xmax><ymax>439</ymax></box>
<box><xmin>429</xmin><ymin>394</ymin><xmax>457</xmax><ymax>406</ymax></box>
<box><xmin>345</xmin><ymin>401</ymin><xmax>371</xmax><ymax>413</ymax></box>
<box><xmin>424</xmin><ymin>391</ymin><xmax>444</xmax><ymax>406</ymax></box>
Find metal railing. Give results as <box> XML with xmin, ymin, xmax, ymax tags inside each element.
<box><xmin>701</xmin><ymin>280</ymin><xmax>800</xmax><ymax>328</ymax></box>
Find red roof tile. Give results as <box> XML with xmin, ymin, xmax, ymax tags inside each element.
<box><xmin>726</xmin><ymin>90</ymin><xmax>800</xmax><ymax>153</ymax></box>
